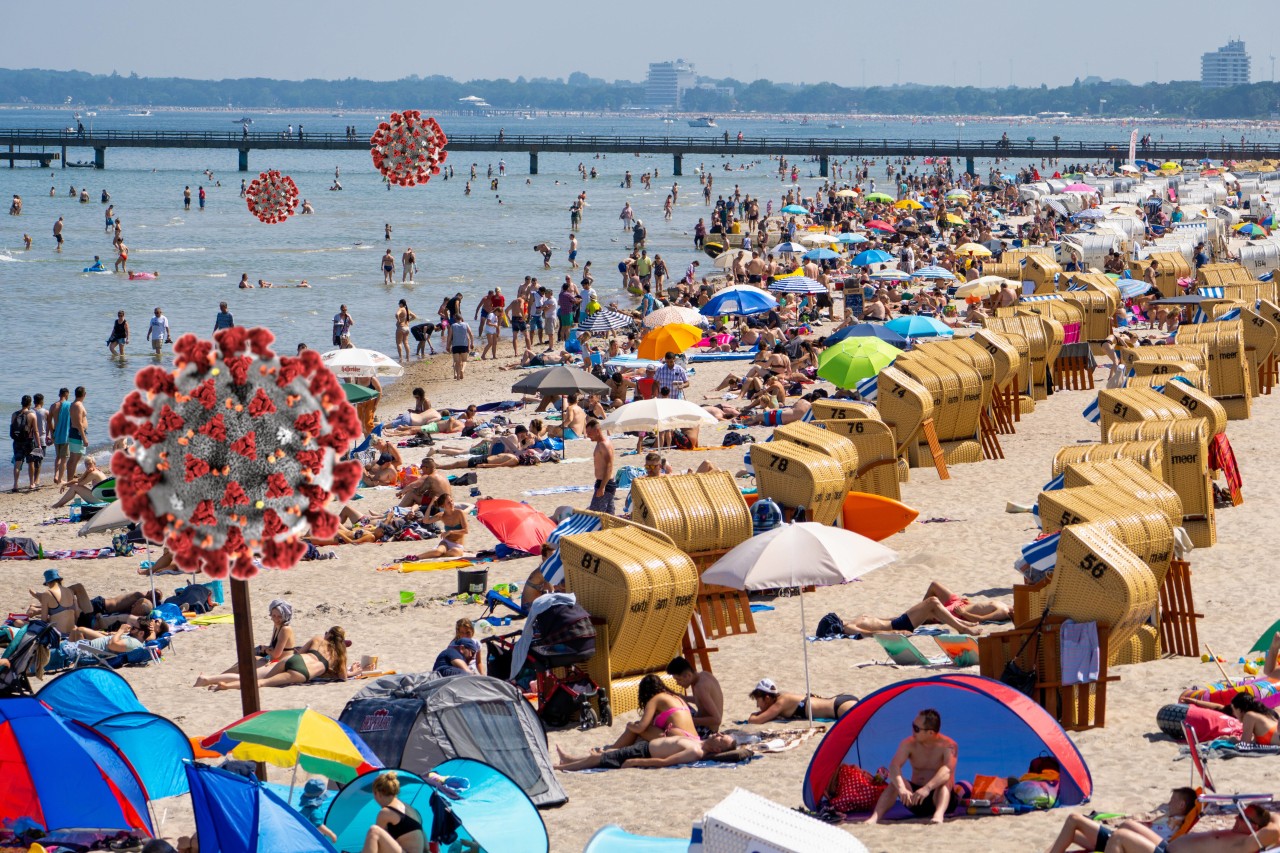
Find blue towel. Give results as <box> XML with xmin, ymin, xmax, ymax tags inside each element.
<box><xmin>1060</xmin><ymin>619</ymin><xmax>1100</xmax><ymax>685</ymax></box>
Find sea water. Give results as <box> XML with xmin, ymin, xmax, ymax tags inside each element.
<box><xmin>0</xmin><ymin>109</ymin><xmax>1272</xmax><ymax>437</ymax></box>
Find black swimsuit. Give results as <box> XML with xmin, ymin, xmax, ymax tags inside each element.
<box><xmin>386</xmin><ymin>805</ymin><xmax>423</xmax><ymax>840</ymax></box>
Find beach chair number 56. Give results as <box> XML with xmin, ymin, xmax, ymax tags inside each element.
<box><xmin>768</xmin><ymin>455</ymin><xmax>789</xmax><ymax>471</ymax></box>
<box><xmin>1078</xmin><ymin>553</ymin><xmax>1107</xmax><ymax>579</ymax></box>
<box><xmin>579</xmin><ymin>554</ymin><xmax>602</xmax><ymax>573</ymax></box>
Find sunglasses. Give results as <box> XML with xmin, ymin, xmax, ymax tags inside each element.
<box><xmin>912</xmin><ymin>724</ymin><xmax>936</xmax><ymax>734</ymax></box>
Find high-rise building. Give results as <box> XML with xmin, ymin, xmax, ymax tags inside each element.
<box><xmin>1201</xmin><ymin>40</ymin><xmax>1251</xmax><ymax>88</ymax></box>
<box><xmin>646</xmin><ymin>60</ymin><xmax>697</xmax><ymax>109</ymax></box>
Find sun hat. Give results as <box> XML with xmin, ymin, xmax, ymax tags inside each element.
<box><xmin>43</xmin><ymin>568</ymin><xmax>63</xmax><ymax>585</ymax></box>
<box><xmin>753</xmin><ymin>678</ymin><xmax>780</xmax><ymax>696</ymax></box>
<box><xmin>300</xmin><ymin>778</ymin><xmax>327</xmax><ymax>807</ymax></box>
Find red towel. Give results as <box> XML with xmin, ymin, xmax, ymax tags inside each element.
<box><xmin>1208</xmin><ymin>433</ymin><xmax>1243</xmax><ymax>506</ymax></box>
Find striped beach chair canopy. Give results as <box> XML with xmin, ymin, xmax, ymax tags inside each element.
<box><xmin>538</xmin><ymin>513</ymin><xmax>604</xmax><ymax>586</ymax></box>
<box><xmin>1020</xmin><ymin>532</ymin><xmax>1061</xmax><ymax>581</ymax></box>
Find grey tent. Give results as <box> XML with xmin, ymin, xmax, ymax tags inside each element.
<box><xmin>340</xmin><ymin>672</ymin><xmax>568</xmax><ymax>808</ymax></box>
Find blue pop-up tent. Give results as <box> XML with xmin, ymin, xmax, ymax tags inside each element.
<box><xmin>185</xmin><ymin>761</ymin><xmax>337</xmax><ymax>853</ymax></box>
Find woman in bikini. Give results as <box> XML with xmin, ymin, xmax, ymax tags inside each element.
<box><xmin>194</xmin><ymin>626</ymin><xmax>353</xmax><ymax>691</ymax></box>
<box><xmin>607</xmin><ymin>674</ymin><xmax>699</xmax><ymax>749</ymax></box>
<box><xmin>747</xmin><ymin>678</ymin><xmax>858</xmax><ymax>724</ymax></box>
<box><xmin>219</xmin><ymin>599</ymin><xmax>295</xmax><ymax>675</ymax></box>
<box><xmin>1177</xmin><ymin>691</ymin><xmax>1280</xmax><ymax>745</ymax></box>
<box><xmin>416</xmin><ymin>494</ymin><xmax>467</xmax><ymax>559</ymax></box>
<box><xmin>361</xmin><ymin>770</ymin><xmax>426</xmax><ymax>853</ymax></box>
<box><xmin>394</xmin><ymin>299</ymin><xmax>416</xmax><ymax>362</ymax></box>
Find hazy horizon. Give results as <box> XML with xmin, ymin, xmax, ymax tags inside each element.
<box><xmin>2</xmin><ymin>0</ymin><xmax>1276</xmax><ymax>89</ymax></box>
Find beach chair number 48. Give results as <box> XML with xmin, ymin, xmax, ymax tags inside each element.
<box><xmin>768</xmin><ymin>455</ymin><xmax>789</xmax><ymax>472</ymax></box>
<box><xmin>1078</xmin><ymin>553</ymin><xmax>1107</xmax><ymax>579</ymax></box>
<box><xmin>579</xmin><ymin>554</ymin><xmax>602</xmax><ymax>574</ymax></box>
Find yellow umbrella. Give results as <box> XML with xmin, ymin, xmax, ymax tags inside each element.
<box><xmin>954</xmin><ymin>278</ymin><xmax>1009</xmax><ymax>299</ymax></box>
<box><xmin>944</xmin><ymin>213</ymin><xmax>967</xmax><ymax>225</ymax></box>
<box><xmin>1160</xmin><ymin>162</ymin><xmax>1181</xmax><ymax>172</ymax></box>
<box><xmin>955</xmin><ymin>242</ymin><xmax>993</xmax><ymax>257</ymax></box>
<box><xmin>893</xmin><ymin>198</ymin><xmax>923</xmax><ymax>210</ymax></box>
<box><xmin>638</xmin><ymin>323</ymin><xmax>703</xmax><ymax>360</ymax></box>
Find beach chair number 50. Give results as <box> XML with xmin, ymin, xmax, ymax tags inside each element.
<box><xmin>767</xmin><ymin>455</ymin><xmax>789</xmax><ymax>472</ymax></box>
<box><xmin>1078</xmin><ymin>553</ymin><xmax>1107</xmax><ymax>579</ymax></box>
<box><xmin>579</xmin><ymin>554</ymin><xmax>602</xmax><ymax>573</ymax></box>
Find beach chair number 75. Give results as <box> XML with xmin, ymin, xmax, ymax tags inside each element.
<box><xmin>579</xmin><ymin>554</ymin><xmax>602</xmax><ymax>573</ymax></box>
<box><xmin>1078</xmin><ymin>554</ymin><xmax>1107</xmax><ymax>579</ymax></box>
<box><xmin>768</xmin><ymin>455</ymin><xmax>789</xmax><ymax>471</ymax></box>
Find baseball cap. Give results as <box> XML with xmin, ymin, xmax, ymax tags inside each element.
<box><xmin>753</xmin><ymin>678</ymin><xmax>779</xmax><ymax>695</ymax></box>
<box><xmin>454</xmin><ymin>638</ymin><xmax>481</xmax><ymax>652</ymax></box>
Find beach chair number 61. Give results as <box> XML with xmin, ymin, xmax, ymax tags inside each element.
<box><xmin>1078</xmin><ymin>553</ymin><xmax>1107</xmax><ymax>579</ymax></box>
<box><xmin>579</xmin><ymin>554</ymin><xmax>602</xmax><ymax>573</ymax></box>
<box><xmin>768</xmin><ymin>455</ymin><xmax>789</xmax><ymax>471</ymax></box>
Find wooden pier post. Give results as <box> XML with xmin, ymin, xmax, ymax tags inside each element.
<box><xmin>238</xmin><ymin>149</ymin><xmax>249</xmax><ymax>172</ymax></box>
<box><xmin>673</xmin><ymin>152</ymin><xmax>682</xmax><ymax>176</ymax></box>
<box><xmin>94</xmin><ymin>147</ymin><xmax>105</xmax><ymax>170</ymax></box>
<box><xmin>819</xmin><ymin>154</ymin><xmax>829</xmax><ymax>178</ymax></box>
<box><xmin>61</xmin><ymin>145</ymin><xmax>66</xmax><ymax>169</ymax></box>
<box><xmin>529</xmin><ymin>149</ymin><xmax>538</xmax><ymax>175</ymax></box>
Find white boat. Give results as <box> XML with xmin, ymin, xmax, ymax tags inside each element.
<box><xmin>827</xmin><ymin>123</ymin><xmax>844</xmax><ymax>129</ymax></box>
<box><xmin>127</xmin><ymin>110</ymin><xmax>153</xmax><ymax>117</ymax></box>
<box><xmin>688</xmin><ymin>116</ymin><xmax>717</xmax><ymax>128</ymax></box>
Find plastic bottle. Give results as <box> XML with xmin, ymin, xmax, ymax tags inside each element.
<box><xmin>69</xmin><ymin>497</ymin><xmax>83</xmax><ymax>523</ymax></box>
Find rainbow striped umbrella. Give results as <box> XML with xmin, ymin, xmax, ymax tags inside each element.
<box><xmin>200</xmin><ymin>708</ymin><xmax>381</xmax><ymax>783</ymax></box>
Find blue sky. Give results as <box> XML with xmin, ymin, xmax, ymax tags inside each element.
<box><xmin>2</xmin><ymin>0</ymin><xmax>1274</xmax><ymax>88</ymax></box>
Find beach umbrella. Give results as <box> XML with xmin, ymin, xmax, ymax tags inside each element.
<box><xmin>638</xmin><ymin>323</ymin><xmax>703</xmax><ymax>359</ymax></box>
<box><xmin>851</xmin><ymin>249</ymin><xmax>893</xmax><ymax>266</ymax></box>
<box><xmin>823</xmin><ymin>323</ymin><xmax>907</xmax><ymax>347</ymax></box>
<box><xmin>1062</xmin><ymin>183</ymin><xmax>1099</xmax><ymax>194</ymax></box>
<box><xmin>0</xmin><ymin>698</ymin><xmax>153</xmax><ymax>837</ymax></box>
<box><xmin>701</xmin><ymin>523</ymin><xmax>898</xmax><ymax>725</ymax></box>
<box><xmin>800</xmin><ymin>232</ymin><xmax>838</xmax><ymax>244</ymax></box>
<box><xmin>864</xmin><ymin>192</ymin><xmax>894</xmax><ymax>203</ymax></box>
<box><xmin>319</xmin><ymin>347</ymin><xmax>404</xmax><ymax>378</ymax></box>
<box><xmin>836</xmin><ymin>232</ymin><xmax>869</xmax><ymax>244</ymax></box>
<box><xmin>602</xmin><ymin>398</ymin><xmax>717</xmax><ymax>433</ymax></box>
<box><xmin>893</xmin><ymin>199</ymin><xmax>923</xmax><ymax>210</ymax></box>
<box><xmin>699</xmin><ymin>285</ymin><xmax>777</xmax><ymax>316</ymax></box>
<box><xmin>780</xmin><ymin>204</ymin><xmax>809</xmax><ymax>215</ymax></box>
<box><xmin>801</xmin><ymin>247</ymin><xmax>840</xmax><ymax>261</ymax></box>
<box><xmin>1261</xmin><ymin>215</ymin><xmax>1276</xmax><ymax>229</ymax></box>
<box><xmin>186</xmin><ymin>763</ymin><xmax>338</xmax><ymax>853</ymax></box>
<box><xmin>911</xmin><ymin>265</ymin><xmax>957</xmax><ymax>281</ymax></box>
<box><xmin>1118</xmin><ymin>164</ymin><xmax>1141</xmax><ymax>173</ymax></box>
<box><xmin>200</xmin><ymin>708</ymin><xmax>381</xmax><ymax>785</ymax></box>
<box><xmin>886</xmin><ymin>315</ymin><xmax>954</xmax><ymax>340</ymax></box>
<box><xmin>511</xmin><ymin>365</ymin><xmax>608</xmax><ymax>396</ymax></box>
<box><xmin>76</xmin><ymin>499</ymin><xmax>131</xmax><ymax>536</ymax></box>
<box><xmin>475</xmin><ymin>499</ymin><xmax>557</xmax><ymax>555</ymax></box>
<box><xmin>834</xmin><ymin>189</ymin><xmax>859</xmax><ymax>198</ymax></box>
<box><xmin>864</xmin><ymin>219</ymin><xmax>896</xmax><ymax>233</ymax></box>
<box><xmin>1160</xmin><ymin>162</ymin><xmax>1181</xmax><ymax>171</ymax></box>
<box><xmin>817</xmin><ymin>337</ymin><xmax>900</xmax><ymax>388</ymax></box>
<box><xmin>576</xmin><ymin>308</ymin><xmax>633</xmax><ymax>333</ymax></box>
<box><xmin>945</xmin><ymin>189</ymin><xmax>971</xmax><ymax>198</ymax></box>
<box><xmin>769</xmin><ymin>275</ymin><xmax>827</xmax><ymax>294</ymax></box>
<box><xmin>1236</xmin><ymin>222</ymin><xmax>1269</xmax><ymax>238</ymax></box>
<box><xmin>643</xmin><ymin>305</ymin><xmax>707</xmax><ymax>329</ymax></box>
<box><xmin>1071</xmin><ymin>209</ymin><xmax>1107</xmax><ymax>221</ymax></box>
<box><xmin>943</xmin><ymin>213</ymin><xmax>968</xmax><ymax>225</ymax></box>
<box><xmin>771</xmin><ymin>241</ymin><xmax>808</xmax><ymax>254</ymax></box>
<box><xmin>867</xmin><ymin>269</ymin><xmax>909</xmax><ymax>281</ymax></box>
<box><xmin>955</xmin><ymin>242</ymin><xmax>993</xmax><ymax>257</ymax></box>
<box><xmin>954</xmin><ymin>277</ymin><xmax>1012</xmax><ymax>299</ymax></box>
<box><xmin>341</xmin><ymin>382</ymin><xmax>379</xmax><ymax>404</ymax></box>
<box><xmin>712</xmin><ymin>248</ymin><xmax>750</xmax><ymax>270</ymax></box>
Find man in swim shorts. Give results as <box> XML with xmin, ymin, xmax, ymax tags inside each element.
<box><xmin>554</xmin><ymin>733</ymin><xmax>736</xmax><ymax>771</ymax></box>
<box><xmin>865</xmin><ymin>709</ymin><xmax>957</xmax><ymax>825</ymax></box>
<box><xmin>67</xmin><ymin>386</ymin><xmax>88</xmax><ymax>477</ymax></box>
<box><xmin>828</xmin><ymin>595</ymin><xmax>984</xmax><ymax>638</ymax></box>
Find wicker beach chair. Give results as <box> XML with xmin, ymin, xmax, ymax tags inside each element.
<box><xmin>773</xmin><ymin>421</ymin><xmax>860</xmax><ymax>494</ymax></box>
<box><xmin>1036</xmin><ymin>486</ymin><xmax>1176</xmax><ymax>585</ymax></box>
<box><xmin>1128</xmin><ymin>252</ymin><xmax>1192</xmax><ymax>298</ymax></box>
<box><xmin>1060</xmin><ymin>459</ymin><xmax>1184</xmax><ymax>526</ymax></box>
<box><xmin>1238</xmin><ymin>305</ymin><xmax>1278</xmax><ymax>397</ymax></box>
<box><xmin>1052</xmin><ymin>440</ymin><xmax>1165</xmax><ymax>480</ymax></box>
<box><xmin>750</xmin><ymin>441</ymin><xmax>848</xmax><ymax>526</ymax></box>
<box><xmin>1105</xmin><ymin>419</ymin><xmax>1216</xmax><ymax>548</ymax></box>
<box><xmin>984</xmin><ymin>315</ymin><xmax>1051</xmax><ymax>400</ymax></box>
<box><xmin>809</xmin><ymin>399</ymin><xmax>880</xmax><ymax>422</ymax></box>
<box><xmin>1176</xmin><ymin>321</ymin><xmax>1252</xmax><ymax>419</ymax></box>
<box><xmin>1096</xmin><ymin>387</ymin><xmax>1194</xmax><ymax>439</ymax></box>
<box><xmin>818</xmin><ymin>418</ymin><xmax>902</xmax><ymax>500</ymax></box>
<box><xmin>560</xmin><ymin>525</ymin><xmax>700</xmax><ymax>716</ymax></box>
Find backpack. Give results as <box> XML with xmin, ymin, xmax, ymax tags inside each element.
<box><xmin>9</xmin><ymin>410</ymin><xmax>29</xmax><ymax>442</ymax></box>
<box><xmin>164</xmin><ymin>583</ymin><xmax>213</xmax><ymax>615</ymax></box>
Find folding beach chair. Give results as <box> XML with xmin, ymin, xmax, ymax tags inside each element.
<box><xmin>873</xmin><ymin>634</ymin><xmax>937</xmax><ymax>666</ymax></box>
<box><xmin>932</xmin><ymin>635</ymin><xmax>981</xmax><ymax>667</ymax></box>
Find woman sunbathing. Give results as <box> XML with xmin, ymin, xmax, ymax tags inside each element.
<box><xmin>50</xmin><ymin>457</ymin><xmax>109</xmax><ymax>508</ymax></box>
<box><xmin>1044</xmin><ymin>787</ymin><xmax>1195</xmax><ymax>853</ymax></box>
<box><xmin>1105</xmin><ymin>802</ymin><xmax>1279</xmax><ymax>853</ymax></box>
<box><xmin>70</xmin><ymin>616</ymin><xmax>169</xmax><ymax>655</ymax></box>
<box><xmin>414</xmin><ymin>494</ymin><xmax>467</xmax><ymax>558</ymax></box>
<box><xmin>384</xmin><ymin>388</ymin><xmax>439</xmax><ymax>429</ymax></box>
<box><xmin>923</xmin><ymin>581</ymin><xmax>1012</xmax><ymax>624</ymax></box>
<box><xmin>217</xmin><ymin>599</ymin><xmax>295</xmax><ymax>675</ymax></box>
<box><xmin>1178</xmin><ymin>693</ymin><xmax>1279</xmax><ymax>745</ymax></box>
<box><xmin>747</xmin><ymin>677</ymin><xmax>857</xmax><ymax>724</ymax></box>
<box><xmin>194</xmin><ymin>626</ymin><xmax>356</xmax><ymax>690</ymax></box>
<box><xmin>363</xmin><ymin>438</ymin><xmax>403</xmax><ymax>486</ymax></box>
<box><xmin>826</xmin><ymin>595</ymin><xmax>984</xmax><ymax>638</ymax></box>
<box><xmin>608</xmin><ymin>674</ymin><xmax>699</xmax><ymax>749</ymax></box>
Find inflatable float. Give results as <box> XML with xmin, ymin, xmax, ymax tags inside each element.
<box><xmin>838</xmin><ymin>491</ymin><xmax>919</xmax><ymax>541</ymax></box>
<box><xmin>83</xmin><ymin>265</ymin><xmax>109</xmax><ymax>273</ymax></box>
<box><xmin>1183</xmin><ymin>676</ymin><xmax>1280</xmax><ymax>708</ymax></box>
<box><xmin>128</xmin><ymin>271</ymin><xmax>158</xmax><ymax>280</ymax></box>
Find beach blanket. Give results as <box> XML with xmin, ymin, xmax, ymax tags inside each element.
<box><xmin>398</xmin><ymin>559</ymin><xmax>474</xmax><ymax>573</ymax></box>
<box><xmin>689</xmin><ymin>352</ymin><xmax>757</xmax><ymax>363</ymax></box>
<box><xmin>43</xmin><ymin>547</ymin><xmax>119</xmax><ymax>560</ymax></box>
<box><xmin>524</xmin><ymin>485</ymin><xmax>593</xmax><ymax>496</ymax></box>
<box><xmin>187</xmin><ymin>613</ymin><xmax>237</xmax><ymax>626</ymax></box>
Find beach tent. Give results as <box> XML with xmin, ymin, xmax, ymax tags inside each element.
<box><xmin>36</xmin><ymin>666</ymin><xmax>146</xmax><ymax>723</ymax></box>
<box><xmin>802</xmin><ymin>674</ymin><xmax>1091</xmax><ymax>812</ymax></box>
<box><xmin>339</xmin><ymin>672</ymin><xmax>568</xmax><ymax>807</ymax></box>
<box><xmin>0</xmin><ymin>697</ymin><xmax>153</xmax><ymax>837</ymax></box>
<box><xmin>325</xmin><ymin>759</ymin><xmax>548</xmax><ymax>853</ymax></box>
<box><xmin>184</xmin><ymin>762</ymin><xmax>336</xmax><ymax>853</ymax></box>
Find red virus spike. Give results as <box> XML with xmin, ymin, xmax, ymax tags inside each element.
<box><xmin>197</xmin><ymin>412</ymin><xmax>227</xmax><ymax>442</ymax></box>
<box><xmin>265</xmin><ymin>472</ymin><xmax>293</xmax><ymax>499</ymax></box>
<box><xmin>221</xmin><ymin>480</ymin><xmax>249</xmax><ymax>507</ymax></box>
<box><xmin>184</xmin><ymin>455</ymin><xmax>211</xmax><ymax>482</ymax></box>
<box><xmin>248</xmin><ymin>388</ymin><xmax>278</xmax><ymax>417</ymax></box>
<box><xmin>229</xmin><ymin>432</ymin><xmax>257</xmax><ymax>460</ymax></box>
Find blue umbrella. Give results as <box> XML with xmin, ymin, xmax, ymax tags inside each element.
<box><xmin>780</xmin><ymin>204</ymin><xmax>809</xmax><ymax>214</ymax></box>
<box><xmin>911</xmin><ymin>265</ymin><xmax>957</xmax><ymax>281</ymax></box>
<box><xmin>769</xmin><ymin>276</ymin><xmax>827</xmax><ymax>294</ymax></box>
<box><xmin>824</xmin><ymin>323</ymin><xmax>908</xmax><ymax>347</ymax></box>
<box><xmin>836</xmin><ymin>232</ymin><xmax>869</xmax><ymax>244</ymax></box>
<box><xmin>801</xmin><ymin>248</ymin><xmax>840</xmax><ymax>261</ymax></box>
<box><xmin>851</xmin><ymin>249</ymin><xmax>893</xmax><ymax>267</ymax></box>
<box><xmin>885</xmin><ymin>315</ymin><xmax>954</xmax><ymax>340</ymax></box>
<box><xmin>700</xmin><ymin>285</ymin><xmax>778</xmax><ymax>316</ymax></box>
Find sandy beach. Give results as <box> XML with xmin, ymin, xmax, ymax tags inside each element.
<box><xmin>3</xmin><ymin>338</ymin><xmax>1278</xmax><ymax>852</ymax></box>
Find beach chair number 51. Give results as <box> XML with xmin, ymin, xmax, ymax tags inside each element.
<box><xmin>1112</xmin><ymin>403</ymin><xmax>1129</xmax><ymax>418</ymax></box>
<box><xmin>579</xmin><ymin>554</ymin><xmax>602</xmax><ymax>573</ymax></box>
<box><xmin>1078</xmin><ymin>553</ymin><xmax>1107</xmax><ymax>579</ymax></box>
<box><xmin>768</xmin><ymin>455</ymin><xmax>789</xmax><ymax>471</ymax></box>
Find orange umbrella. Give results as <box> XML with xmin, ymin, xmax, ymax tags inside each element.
<box><xmin>638</xmin><ymin>323</ymin><xmax>703</xmax><ymax>360</ymax></box>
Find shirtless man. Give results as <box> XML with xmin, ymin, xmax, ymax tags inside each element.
<box><xmin>829</xmin><ymin>594</ymin><xmax>984</xmax><ymax>637</ymax></box>
<box><xmin>67</xmin><ymin>387</ymin><xmax>89</xmax><ymax>478</ymax></box>
<box><xmin>547</xmin><ymin>394</ymin><xmax>587</xmax><ymax>440</ymax></box>
<box><xmin>745</xmin><ymin>251</ymin><xmax>765</xmax><ymax>284</ymax></box>
<box><xmin>554</xmin><ymin>732</ymin><xmax>736</xmax><ymax>771</ymax></box>
<box><xmin>667</xmin><ymin>656</ymin><xmax>724</xmax><ymax>734</ymax></box>
<box><xmin>865</xmin><ymin>709</ymin><xmax>957</xmax><ymax>825</ymax></box>
<box><xmin>586</xmin><ymin>418</ymin><xmax>616</xmax><ymax>515</ymax></box>
<box><xmin>397</xmin><ymin>457</ymin><xmax>451</xmax><ymax>509</ymax></box>
<box><xmin>997</xmin><ymin>282</ymin><xmax>1018</xmax><ymax>308</ymax></box>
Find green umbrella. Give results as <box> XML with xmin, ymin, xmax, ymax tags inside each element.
<box><xmin>341</xmin><ymin>382</ymin><xmax>379</xmax><ymax>404</ymax></box>
<box><xmin>817</xmin><ymin>337</ymin><xmax>900</xmax><ymax>388</ymax></box>
<box><xmin>864</xmin><ymin>192</ymin><xmax>895</xmax><ymax>204</ymax></box>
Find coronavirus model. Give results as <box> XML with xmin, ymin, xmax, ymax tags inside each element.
<box><xmin>370</xmin><ymin>110</ymin><xmax>448</xmax><ymax>186</ymax></box>
<box><xmin>110</xmin><ymin>327</ymin><xmax>362</xmax><ymax>579</ymax></box>
<box><xmin>245</xmin><ymin>169</ymin><xmax>300</xmax><ymax>223</ymax></box>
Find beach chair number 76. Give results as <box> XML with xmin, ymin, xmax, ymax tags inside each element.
<box><xmin>1078</xmin><ymin>554</ymin><xmax>1107</xmax><ymax>579</ymax></box>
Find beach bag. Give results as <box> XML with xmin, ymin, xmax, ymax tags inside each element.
<box><xmin>971</xmin><ymin>775</ymin><xmax>1008</xmax><ymax>803</ymax></box>
<box><xmin>827</xmin><ymin>765</ymin><xmax>886</xmax><ymax>813</ymax></box>
<box><xmin>164</xmin><ymin>583</ymin><xmax>213</xmax><ymax>615</ymax></box>
<box><xmin>9</xmin><ymin>410</ymin><xmax>28</xmax><ymax>442</ymax></box>
<box><xmin>816</xmin><ymin>612</ymin><xmax>846</xmax><ymax>639</ymax></box>
<box><xmin>1001</xmin><ymin>605</ymin><xmax>1049</xmax><ymax>697</ymax></box>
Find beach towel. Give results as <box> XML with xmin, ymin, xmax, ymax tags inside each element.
<box><xmin>42</xmin><ymin>547</ymin><xmax>117</xmax><ymax>560</ymax></box>
<box><xmin>523</xmin><ymin>485</ymin><xmax>593</xmax><ymax>496</ymax></box>
<box><xmin>1208</xmin><ymin>433</ymin><xmax>1243</xmax><ymax>503</ymax></box>
<box><xmin>187</xmin><ymin>613</ymin><xmax>237</xmax><ymax>626</ymax></box>
<box><xmin>1059</xmin><ymin>620</ymin><xmax>1100</xmax><ymax>685</ymax></box>
<box><xmin>397</xmin><ymin>559</ymin><xmax>473</xmax><ymax>573</ymax></box>
<box><xmin>1019</xmin><ymin>532</ymin><xmax>1060</xmax><ymax>582</ymax></box>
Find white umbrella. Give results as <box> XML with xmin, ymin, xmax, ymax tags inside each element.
<box><xmin>319</xmin><ymin>347</ymin><xmax>404</xmax><ymax>378</ymax></box>
<box><xmin>77</xmin><ymin>500</ymin><xmax>130</xmax><ymax>537</ymax></box>
<box><xmin>643</xmin><ymin>305</ymin><xmax>707</xmax><ymax>329</ymax></box>
<box><xmin>800</xmin><ymin>233</ymin><xmax>838</xmax><ymax>245</ymax></box>
<box><xmin>771</xmin><ymin>241</ymin><xmax>808</xmax><ymax>255</ymax></box>
<box><xmin>702</xmin><ymin>523</ymin><xmax>898</xmax><ymax>725</ymax></box>
<box><xmin>712</xmin><ymin>248</ymin><xmax>750</xmax><ymax>270</ymax></box>
<box><xmin>602</xmin><ymin>398</ymin><xmax>717</xmax><ymax>432</ymax></box>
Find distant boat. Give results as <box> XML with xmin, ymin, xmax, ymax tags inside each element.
<box><xmin>332</xmin><ymin>113</ymin><xmax>344</xmax><ymax>118</ymax></box>
<box><xmin>234</xmin><ymin>117</ymin><xmax>253</xmax><ymax>124</ymax></box>
<box><xmin>127</xmin><ymin>110</ymin><xmax>153</xmax><ymax>117</ymax></box>
<box><xmin>827</xmin><ymin>123</ymin><xmax>844</xmax><ymax>129</ymax></box>
<box><xmin>688</xmin><ymin>116</ymin><xmax>717</xmax><ymax>128</ymax></box>
<box><xmin>84</xmin><ymin>111</ymin><xmax>96</xmax><ymax>117</ymax></box>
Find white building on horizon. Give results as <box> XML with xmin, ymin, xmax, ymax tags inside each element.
<box><xmin>1201</xmin><ymin>40</ymin><xmax>1251</xmax><ymax>88</ymax></box>
<box><xmin>646</xmin><ymin>60</ymin><xmax>697</xmax><ymax>109</ymax></box>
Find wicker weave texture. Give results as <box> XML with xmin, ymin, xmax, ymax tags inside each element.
<box><xmin>1106</xmin><ymin>420</ymin><xmax>1214</xmax><ymax>521</ymax></box>
<box><xmin>1159</xmin><ymin>383</ymin><xmax>1228</xmax><ymax>436</ymax></box>
<box><xmin>751</xmin><ymin>441</ymin><xmax>848</xmax><ymax>525</ymax></box>
<box><xmin>1064</xmin><ymin>291</ymin><xmax>1116</xmax><ymax>342</ymax></box>
<box><xmin>971</xmin><ymin>330</ymin><xmax>1023</xmax><ymax>389</ymax></box>
<box><xmin>1061</xmin><ymin>459</ymin><xmax>1184</xmax><ymax>525</ymax></box>
<box><xmin>1176</xmin><ymin>322</ymin><xmax>1250</xmax><ymax>399</ymax></box>
<box><xmin>1096</xmin><ymin>387</ymin><xmax>1192</xmax><ymax>437</ymax></box>
<box><xmin>810</xmin><ymin>399</ymin><xmax>881</xmax><ymax>422</ymax></box>
<box><xmin>1037</xmin><ymin>486</ymin><xmax>1175</xmax><ymax>582</ymax></box>
<box><xmin>1119</xmin><ymin>344</ymin><xmax>1208</xmax><ymax>372</ymax></box>
<box><xmin>819</xmin><ymin>418</ymin><xmax>901</xmax><ymax>500</ymax></box>
<box><xmin>630</xmin><ymin>471</ymin><xmax>752</xmax><ymax>553</ymax></box>
<box><xmin>1112</xmin><ymin>624</ymin><xmax>1162</xmax><ymax>666</ymax></box>
<box><xmin>876</xmin><ymin>365</ymin><xmax>933</xmax><ymax>451</ymax></box>
<box><xmin>774</xmin><ymin>421</ymin><xmax>860</xmax><ymax>493</ymax></box>
<box><xmin>1052</xmin><ymin>441</ymin><xmax>1165</xmax><ymax>479</ymax></box>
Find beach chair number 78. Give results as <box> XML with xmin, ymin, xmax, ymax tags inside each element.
<box><xmin>768</xmin><ymin>455</ymin><xmax>789</xmax><ymax>471</ymax></box>
<box><xmin>1078</xmin><ymin>554</ymin><xmax>1107</xmax><ymax>579</ymax></box>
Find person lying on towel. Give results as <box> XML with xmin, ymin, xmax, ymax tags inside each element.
<box><xmin>554</xmin><ymin>732</ymin><xmax>737</xmax><ymax>771</ymax></box>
